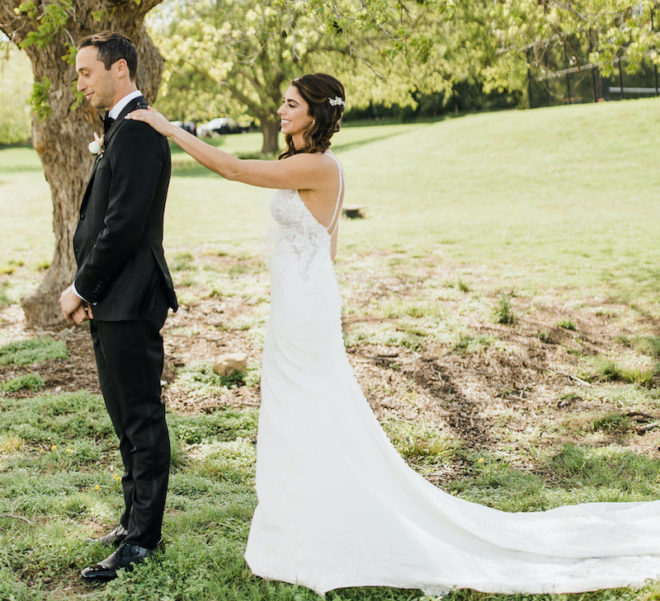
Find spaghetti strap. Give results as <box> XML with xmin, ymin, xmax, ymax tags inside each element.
<box><xmin>325</xmin><ymin>152</ymin><xmax>344</xmax><ymax>236</ymax></box>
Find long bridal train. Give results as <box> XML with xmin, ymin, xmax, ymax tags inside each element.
<box><xmin>245</xmin><ymin>155</ymin><xmax>660</xmax><ymax>595</ymax></box>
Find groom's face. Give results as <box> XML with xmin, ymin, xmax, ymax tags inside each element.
<box><xmin>75</xmin><ymin>46</ymin><xmax>117</xmax><ymax>110</ymax></box>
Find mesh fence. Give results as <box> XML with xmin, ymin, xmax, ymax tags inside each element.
<box><xmin>529</xmin><ymin>47</ymin><xmax>659</xmax><ymax>108</ymax></box>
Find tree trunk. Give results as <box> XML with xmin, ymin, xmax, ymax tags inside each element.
<box><xmin>259</xmin><ymin>115</ymin><xmax>281</xmax><ymax>154</ymax></box>
<box><xmin>0</xmin><ymin>0</ymin><xmax>164</xmax><ymax>327</ymax></box>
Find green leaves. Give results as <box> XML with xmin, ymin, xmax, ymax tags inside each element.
<box><xmin>29</xmin><ymin>76</ymin><xmax>52</xmax><ymax>121</ymax></box>
<box><xmin>12</xmin><ymin>0</ymin><xmax>74</xmax><ymax>120</ymax></box>
<box><xmin>477</xmin><ymin>0</ymin><xmax>660</xmax><ymax>87</ymax></box>
<box><xmin>15</xmin><ymin>0</ymin><xmax>37</xmax><ymax>19</ymax></box>
<box><xmin>60</xmin><ymin>42</ymin><xmax>76</xmax><ymax>65</ymax></box>
<box><xmin>19</xmin><ymin>0</ymin><xmax>72</xmax><ymax>50</ymax></box>
<box><xmin>148</xmin><ymin>0</ymin><xmax>458</xmax><ymax>129</ymax></box>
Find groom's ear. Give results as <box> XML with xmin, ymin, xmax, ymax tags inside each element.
<box><xmin>112</xmin><ymin>58</ymin><xmax>131</xmax><ymax>80</ymax></box>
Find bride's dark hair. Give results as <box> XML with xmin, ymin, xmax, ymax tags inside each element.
<box><xmin>278</xmin><ymin>73</ymin><xmax>345</xmax><ymax>160</ymax></box>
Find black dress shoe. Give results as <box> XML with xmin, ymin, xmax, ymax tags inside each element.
<box><xmin>80</xmin><ymin>542</ymin><xmax>160</xmax><ymax>583</ymax></box>
<box><xmin>86</xmin><ymin>524</ymin><xmax>128</xmax><ymax>546</ymax></box>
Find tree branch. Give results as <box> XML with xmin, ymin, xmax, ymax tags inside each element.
<box><xmin>331</xmin><ymin>1</ymin><xmax>384</xmax><ymax>79</ymax></box>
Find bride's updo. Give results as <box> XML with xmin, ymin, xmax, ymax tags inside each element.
<box><xmin>279</xmin><ymin>73</ymin><xmax>346</xmax><ymax>159</ymax></box>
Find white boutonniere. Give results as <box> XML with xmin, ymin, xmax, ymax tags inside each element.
<box><xmin>88</xmin><ymin>132</ymin><xmax>104</xmax><ymax>157</ymax></box>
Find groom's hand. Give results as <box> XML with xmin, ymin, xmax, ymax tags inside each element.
<box><xmin>71</xmin><ymin>304</ymin><xmax>90</xmax><ymax>325</ymax></box>
<box><xmin>59</xmin><ymin>285</ymin><xmax>83</xmax><ymax>322</ymax></box>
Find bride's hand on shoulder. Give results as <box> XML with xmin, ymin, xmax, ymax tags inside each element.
<box><xmin>126</xmin><ymin>106</ymin><xmax>175</xmax><ymax>137</ymax></box>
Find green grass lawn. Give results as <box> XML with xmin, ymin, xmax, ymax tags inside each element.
<box><xmin>2</xmin><ymin>99</ymin><xmax>659</xmax><ymax>309</ymax></box>
<box><xmin>0</xmin><ymin>98</ymin><xmax>659</xmax><ymax>600</ymax></box>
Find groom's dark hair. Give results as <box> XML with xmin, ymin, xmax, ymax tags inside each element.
<box><xmin>78</xmin><ymin>32</ymin><xmax>138</xmax><ymax>81</ymax></box>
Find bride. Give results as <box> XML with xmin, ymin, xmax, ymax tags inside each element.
<box><xmin>127</xmin><ymin>73</ymin><xmax>660</xmax><ymax>596</ymax></box>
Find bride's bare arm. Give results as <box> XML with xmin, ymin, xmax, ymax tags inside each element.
<box><xmin>126</xmin><ymin>107</ymin><xmax>331</xmax><ymax>190</ymax></box>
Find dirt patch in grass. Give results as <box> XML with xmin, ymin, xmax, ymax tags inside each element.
<box><xmin>1</xmin><ymin>263</ymin><xmax>658</xmax><ymax>483</ymax></box>
<box><xmin>341</xmin><ymin>287</ymin><xmax>660</xmax><ymax>481</ymax></box>
<box><xmin>0</xmin><ymin>305</ymin><xmax>99</xmax><ymax>397</ymax></box>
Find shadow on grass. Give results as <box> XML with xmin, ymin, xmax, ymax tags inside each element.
<box><xmin>402</xmin><ymin>355</ymin><xmax>495</xmax><ymax>451</ymax></box>
<box><xmin>332</xmin><ymin>128</ymin><xmax>419</xmax><ymax>154</ymax></box>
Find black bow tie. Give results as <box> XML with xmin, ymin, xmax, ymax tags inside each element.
<box><xmin>102</xmin><ymin>111</ymin><xmax>115</xmax><ymax>135</ymax></box>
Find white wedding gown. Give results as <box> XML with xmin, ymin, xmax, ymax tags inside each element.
<box><xmin>244</xmin><ymin>152</ymin><xmax>660</xmax><ymax>596</ymax></box>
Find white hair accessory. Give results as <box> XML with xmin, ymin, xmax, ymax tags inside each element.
<box><xmin>328</xmin><ymin>96</ymin><xmax>345</xmax><ymax>107</ymax></box>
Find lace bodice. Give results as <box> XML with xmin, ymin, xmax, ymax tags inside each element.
<box><xmin>270</xmin><ymin>188</ymin><xmax>331</xmax><ymax>265</ymax></box>
<box><xmin>267</xmin><ymin>152</ymin><xmax>344</xmax><ymax>280</ymax></box>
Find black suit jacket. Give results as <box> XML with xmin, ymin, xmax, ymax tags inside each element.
<box><xmin>73</xmin><ymin>96</ymin><xmax>178</xmax><ymax>321</ymax></box>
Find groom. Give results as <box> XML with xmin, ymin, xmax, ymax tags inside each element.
<box><xmin>58</xmin><ymin>31</ymin><xmax>177</xmax><ymax>582</ymax></box>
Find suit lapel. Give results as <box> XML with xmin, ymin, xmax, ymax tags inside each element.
<box><xmin>79</xmin><ymin>96</ymin><xmax>147</xmax><ymax>213</ymax></box>
<box><xmin>80</xmin><ymin>156</ymin><xmax>100</xmax><ymax>213</ymax></box>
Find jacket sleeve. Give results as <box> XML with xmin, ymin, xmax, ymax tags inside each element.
<box><xmin>74</xmin><ymin>120</ymin><xmax>164</xmax><ymax>304</ymax></box>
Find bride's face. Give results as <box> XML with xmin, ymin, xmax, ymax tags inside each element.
<box><xmin>278</xmin><ymin>86</ymin><xmax>313</xmax><ymax>142</ymax></box>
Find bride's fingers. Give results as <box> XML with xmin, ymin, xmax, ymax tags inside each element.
<box><xmin>126</xmin><ymin>109</ymin><xmax>149</xmax><ymax>122</ymax></box>
<box><xmin>127</xmin><ymin>107</ymin><xmax>161</xmax><ymax>122</ymax></box>
<box><xmin>126</xmin><ymin>107</ymin><xmax>171</xmax><ymax>134</ymax></box>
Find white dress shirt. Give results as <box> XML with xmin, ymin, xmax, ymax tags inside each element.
<box><xmin>108</xmin><ymin>89</ymin><xmax>142</xmax><ymax>119</ymax></box>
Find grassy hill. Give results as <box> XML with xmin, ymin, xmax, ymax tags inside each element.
<box><xmin>2</xmin><ymin>97</ymin><xmax>659</xmax><ymax>308</ymax></box>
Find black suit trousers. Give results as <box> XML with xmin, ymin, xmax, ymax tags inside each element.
<box><xmin>89</xmin><ymin>299</ymin><xmax>170</xmax><ymax>550</ymax></box>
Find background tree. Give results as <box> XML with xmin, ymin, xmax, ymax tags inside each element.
<box><xmin>150</xmin><ymin>0</ymin><xmax>334</xmax><ymax>154</ymax></box>
<box><xmin>149</xmin><ymin>0</ymin><xmax>455</xmax><ymax>153</ymax></box>
<box><xmin>0</xmin><ymin>0</ymin><xmax>165</xmax><ymax>326</ymax></box>
<box><xmin>1</xmin><ymin>0</ymin><xmax>451</xmax><ymax>326</ymax></box>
